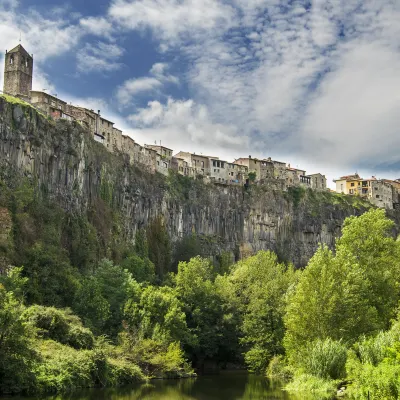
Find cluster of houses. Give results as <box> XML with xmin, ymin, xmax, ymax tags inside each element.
<box><xmin>3</xmin><ymin>44</ymin><xmax>400</xmax><ymax>210</ymax></box>
<box><xmin>334</xmin><ymin>174</ymin><xmax>400</xmax><ymax>210</ymax></box>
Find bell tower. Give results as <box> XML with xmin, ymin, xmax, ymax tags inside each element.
<box><xmin>3</xmin><ymin>44</ymin><xmax>33</xmax><ymax>98</ymax></box>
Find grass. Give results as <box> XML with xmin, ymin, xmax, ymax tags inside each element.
<box><xmin>285</xmin><ymin>374</ymin><xmax>339</xmax><ymax>399</ymax></box>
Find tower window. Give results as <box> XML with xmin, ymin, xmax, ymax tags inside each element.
<box><xmin>9</xmin><ymin>55</ymin><xmax>14</xmax><ymax>64</ymax></box>
<box><xmin>21</xmin><ymin>57</ymin><xmax>25</xmax><ymax>66</ymax></box>
<box><xmin>26</xmin><ymin>59</ymin><xmax>29</xmax><ymax>68</ymax></box>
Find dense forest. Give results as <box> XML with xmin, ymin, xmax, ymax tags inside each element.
<box><xmin>1</xmin><ymin>176</ymin><xmax>400</xmax><ymax>399</ymax></box>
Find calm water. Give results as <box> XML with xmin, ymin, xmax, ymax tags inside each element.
<box><xmin>2</xmin><ymin>372</ymin><xmax>324</xmax><ymax>400</ymax></box>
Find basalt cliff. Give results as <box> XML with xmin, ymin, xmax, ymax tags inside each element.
<box><xmin>0</xmin><ymin>96</ymin><xmax>393</xmax><ymax>268</ymax></box>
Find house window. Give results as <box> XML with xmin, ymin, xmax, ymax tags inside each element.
<box><xmin>351</xmin><ymin>183</ymin><xmax>355</xmax><ymax>187</ymax></box>
<box><xmin>341</xmin><ymin>184</ymin><xmax>344</xmax><ymax>192</ymax></box>
<box><xmin>349</xmin><ymin>189</ymin><xmax>353</xmax><ymax>194</ymax></box>
<box><xmin>376</xmin><ymin>195</ymin><xmax>380</xmax><ymax>198</ymax></box>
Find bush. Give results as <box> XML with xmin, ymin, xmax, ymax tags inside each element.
<box><xmin>0</xmin><ymin>287</ymin><xmax>36</xmax><ymax>394</ymax></box>
<box><xmin>346</xmin><ymin>353</ymin><xmax>400</xmax><ymax>400</ymax></box>
<box><xmin>33</xmin><ymin>340</ymin><xmax>96</xmax><ymax>393</ymax></box>
<box><xmin>300</xmin><ymin>338</ymin><xmax>347</xmax><ymax>380</ymax></box>
<box><xmin>285</xmin><ymin>374</ymin><xmax>338</xmax><ymax>399</ymax></box>
<box><xmin>23</xmin><ymin>305</ymin><xmax>94</xmax><ymax>349</ymax></box>
<box><xmin>266</xmin><ymin>355</ymin><xmax>293</xmax><ymax>381</ymax></box>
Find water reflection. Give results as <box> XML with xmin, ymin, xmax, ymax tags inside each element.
<box><xmin>5</xmin><ymin>372</ymin><xmax>323</xmax><ymax>400</ymax></box>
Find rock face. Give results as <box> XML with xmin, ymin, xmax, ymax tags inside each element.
<box><xmin>0</xmin><ymin>97</ymin><xmax>384</xmax><ymax>267</ymax></box>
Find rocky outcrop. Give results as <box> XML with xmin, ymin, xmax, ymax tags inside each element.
<box><xmin>0</xmin><ymin>97</ymin><xmax>386</xmax><ymax>267</ymax></box>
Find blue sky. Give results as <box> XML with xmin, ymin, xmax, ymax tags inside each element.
<box><xmin>1</xmin><ymin>0</ymin><xmax>400</xmax><ymax>185</ymax></box>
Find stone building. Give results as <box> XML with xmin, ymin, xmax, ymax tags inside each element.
<box><xmin>100</xmin><ymin>116</ymin><xmax>115</xmax><ymax>151</ymax></box>
<box><xmin>3</xmin><ymin>44</ymin><xmax>33</xmax><ymax>99</ymax></box>
<box><xmin>145</xmin><ymin>145</ymin><xmax>173</xmax><ymax>176</ymax></box>
<box><xmin>175</xmin><ymin>157</ymin><xmax>191</xmax><ymax>176</ymax></box>
<box><xmin>111</xmin><ymin>127</ymin><xmax>123</xmax><ymax>152</ymax></box>
<box><xmin>308</xmin><ymin>173</ymin><xmax>327</xmax><ymax>190</ymax></box>
<box><xmin>30</xmin><ymin>91</ymin><xmax>73</xmax><ymax>120</ymax></box>
<box><xmin>209</xmin><ymin>157</ymin><xmax>228</xmax><ymax>183</ymax></box>
<box><xmin>174</xmin><ymin>151</ymin><xmax>211</xmax><ymax>177</ymax></box>
<box><xmin>226</xmin><ymin>162</ymin><xmax>248</xmax><ymax>184</ymax></box>
<box><xmin>369</xmin><ymin>178</ymin><xmax>393</xmax><ymax>209</ymax></box>
<box><xmin>234</xmin><ymin>156</ymin><xmax>273</xmax><ymax>181</ymax></box>
<box><xmin>68</xmin><ymin>106</ymin><xmax>104</xmax><ymax>143</ymax></box>
<box><xmin>121</xmin><ymin>135</ymin><xmax>136</xmax><ymax>163</ymax></box>
<box><xmin>334</xmin><ymin>174</ymin><xmax>394</xmax><ymax>209</ymax></box>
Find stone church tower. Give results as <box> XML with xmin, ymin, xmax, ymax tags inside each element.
<box><xmin>3</xmin><ymin>44</ymin><xmax>33</xmax><ymax>98</ymax></box>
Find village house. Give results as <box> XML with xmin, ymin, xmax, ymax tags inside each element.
<box><xmin>286</xmin><ymin>164</ymin><xmax>306</xmax><ymax>187</ymax></box>
<box><xmin>144</xmin><ymin>145</ymin><xmax>173</xmax><ymax>176</ymax></box>
<box><xmin>334</xmin><ymin>174</ymin><xmax>395</xmax><ymax>209</ymax></box>
<box><xmin>30</xmin><ymin>91</ymin><xmax>73</xmax><ymax>121</ymax></box>
<box><xmin>173</xmin><ymin>151</ymin><xmax>211</xmax><ymax>177</ymax></box>
<box><xmin>227</xmin><ymin>162</ymin><xmax>248</xmax><ymax>185</ymax></box>
<box><xmin>334</xmin><ymin>174</ymin><xmax>362</xmax><ymax>194</ymax></box>
<box><xmin>234</xmin><ymin>156</ymin><xmax>274</xmax><ymax>181</ymax></box>
<box><xmin>209</xmin><ymin>157</ymin><xmax>229</xmax><ymax>184</ymax></box>
<box><xmin>308</xmin><ymin>173</ymin><xmax>327</xmax><ymax>190</ymax></box>
<box><xmin>111</xmin><ymin>127</ymin><xmax>123</xmax><ymax>152</ymax></box>
<box><xmin>121</xmin><ymin>135</ymin><xmax>136</xmax><ymax>163</ymax></box>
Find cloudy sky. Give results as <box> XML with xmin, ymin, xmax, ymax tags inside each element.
<box><xmin>1</xmin><ymin>0</ymin><xmax>400</xmax><ymax>186</ymax></box>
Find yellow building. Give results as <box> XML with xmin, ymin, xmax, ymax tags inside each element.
<box><xmin>333</xmin><ymin>174</ymin><xmax>363</xmax><ymax>195</ymax></box>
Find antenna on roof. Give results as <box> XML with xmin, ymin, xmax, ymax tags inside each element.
<box><xmin>19</xmin><ymin>31</ymin><xmax>22</xmax><ymax>44</ymax></box>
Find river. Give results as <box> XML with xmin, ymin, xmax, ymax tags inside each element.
<box><xmin>3</xmin><ymin>372</ymin><xmax>323</xmax><ymax>400</ymax></box>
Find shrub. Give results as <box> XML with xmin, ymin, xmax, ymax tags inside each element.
<box><xmin>300</xmin><ymin>338</ymin><xmax>347</xmax><ymax>380</ymax></box>
<box><xmin>266</xmin><ymin>355</ymin><xmax>293</xmax><ymax>381</ymax></box>
<box><xmin>23</xmin><ymin>305</ymin><xmax>94</xmax><ymax>349</ymax></box>
<box><xmin>285</xmin><ymin>374</ymin><xmax>338</xmax><ymax>399</ymax></box>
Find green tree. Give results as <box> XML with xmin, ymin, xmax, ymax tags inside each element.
<box><xmin>73</xmin><ymin>277</ymin><xmax>110</xmax><ymax>334</ymax></box>
<box><xmin>284</xmin><ymin>209</ymin><xmax>400</xmax><ymax>367</ymax></box>
<box><xmin>224</xmin><ymin>251</ymin><xmax>297</xmax><ymax>372</ymax></box>
<box><xmin>0</xmin><ymin>285</ymin><xmax>36</xmax><ymax>393</ymax></box>
<box><xmin>94</xmin><ymin>259</ymin><xmax>133</xmax><ymax>338</ymax></box>
<box><xmin>175</xmin><ymin>257</ymin><xmax>235</xmax><ymax>366</ymax></box>
<box><xmin>0</xmin><ymin>266</ymin><xmax>28</xmax><ymax>301</ymax></box>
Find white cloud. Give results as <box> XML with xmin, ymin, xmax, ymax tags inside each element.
<box><xmin>108</xmin><ymin>0</ymin><xmax>400</xmax><ymax>182</ymax></box>
<box><xmin>127</xmin><ymin>98</ymin><xmax>249</xmax><ymax>157</ymax></box>
<box><xmin>80</xmin><ymin>16</ymin><xmax>114</xmax><ymax>38</ymax></box>
<box><xmin>108</xmin><ymin>0</ymin><xmax>236</xmax><ymax>43</ymax></box>
<box><xmin>76</xmin><ymin>42</ymin><xmax>125</xmax><ymax>73</ymax></box>
<box><xmin>116</xmin><ymin>62</ymin><xmax>178</xmax><ymax>106</ymax></box>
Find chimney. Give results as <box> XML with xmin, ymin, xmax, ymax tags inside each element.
<box><xmin>249</xmin><ymin>155</ymin><xmax>251</xmax><ymax>159</ymax></box>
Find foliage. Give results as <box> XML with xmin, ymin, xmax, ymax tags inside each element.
<box><xmin>296</xmin><ymin>338</ymin><xmax>347</xmax><ymax>380</ymax></box>
<box><xmin>175</xmin><ymin>257</ymin><xmax>238</xmax><ymax>365</ymax></box>
<box><xmin>124</xmin><ymin>284</ymin><xmax>190</xmax><ymax>346</ymax></box>
<box><xmin>223</xmin><ymin>251</ymin><xmax>298</xmax><ymax>373</ymax></box>
<box><xmin>74</xmin><ymin>259</ymin><xmax>132</xmax><ymax>339</ymax></box>
<box><xmin>346</xmin><ymin>320</ymin><xmax>400</xmax><ymax>399</ymax></box>
<box><xmin>0</xmin><ymin>266</ymin><xmax>28</xmax><ymax>300</ymax></box>
<box><xmin>0</xmin><ymin>285</ymin><xmax>36</xmax><ymax>394</ymax></box>
<box><xmin>284</xmin><ymin>209</ymin><xmax>400</xmax><ymax>367</ymax></box>
<box><xmin>285</xmin><ymin>374</ymin><xmax>339</xmax><ymax>399</ymax></box>
<box><xmin>248</xmin><ymin>172</ymin><xmax>256</xmax><ymax>182</ymax></box>
<box><xmin>121</xmin><ymin>254</ymin><xmax>155</xmax><ymax>283</ymax></box>
<box><xmin>22</xmin><ymin>305</ymin><xmax>94</xmax><ymax>349</ymax></box>
<box><xmin>266</xmin><ymin>355</ymin><xmax>293</xmax><ymax>381</ymax></box>
<box><xmin>172</xmin><ymin>234</ymin><xmax>204</xmax><ymax>270</ymax></box>
<box><xmin>286</xmin><ymin>186</ymin><xmax>306</xmax><ymax>207</ymax></box>
<box><xmin>146</xmin><ymin>216</ymin><xmax>172</xmax><ymax>280</ymax></box>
